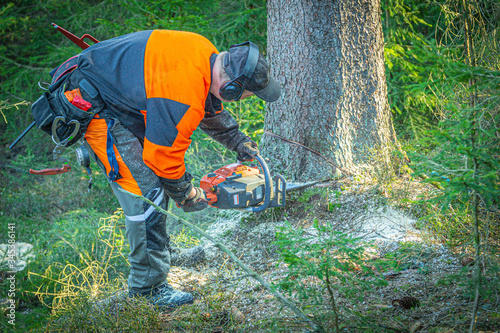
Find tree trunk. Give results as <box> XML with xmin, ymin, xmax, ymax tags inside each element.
<box><xmin>262</xmin><ymin>0</ymin><xmax>396</xmax><ymax>181</ymax></box>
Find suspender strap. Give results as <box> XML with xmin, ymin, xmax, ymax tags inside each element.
<box><xmin>105</xmin><ymin>119</ymin><xmax>120</xmax><ymax>181</ymax></box>
<box><xmin>50</xmin><ymin>55</ymin><xmax>79</xmax><ymax>85</ymax></box>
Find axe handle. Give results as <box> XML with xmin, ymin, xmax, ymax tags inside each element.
<box><xmin>9</xmin><ymin>121</ymin><xmax>36</xmax><ymax>150</ymax></box>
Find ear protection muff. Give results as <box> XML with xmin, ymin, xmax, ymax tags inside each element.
<box><xmin>219</xmin><ymin>41</ymin><xmax>259</xmax><ymax>101</ymax></box>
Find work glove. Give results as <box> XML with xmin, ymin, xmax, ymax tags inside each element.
<box><xmin>161</xmin><ymin>172</ymin><xmax>194</xmax><ymax>203</ymax></box>
<box><xmin>178</xmin><ymin>187</ymin><xmax>208</xmax><ymax>213</ymax></box>
<box><xmin>235</xmin><ymin>138</ymin><xmax>259</xmax><ymax>161</ymax></box>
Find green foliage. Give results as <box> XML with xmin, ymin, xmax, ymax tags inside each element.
<box><xmin>405</xmin><ymin>4</ymin><xmax>500</xmax><ymax>327</ymax></box>
<box><xmin>382</xmin><ymin>0</ymin><xmax>443</xmax><ymax>140</ymax></box>
<box><xmin>437</xmin><ymin>257</ymin><xmax>500</xmax><ymax>301</ymax></box>
<box><xmin>0</xmin><ymin>208</ymin><xmax>116</xmax><ymax>332</ymax></box>
<box><xmin>0</xmin><ymin>148</ymin><xmax>120</xmax><ymax>246</ymax></box>
<box><xmin>407</xmin><ymin>6</ymin><xmax>500</xmax><ymax>243</ymax></box>
<box><xmin>382</xmin><ymin>0</ymin><xmax>500</xmax><ymax>258</ymax></box>
<box><xmin>170</xmin><ymin>226</ymin><xmax>201</xmax><ymax>248</ymax></box>
<box><xmin>96</xmin><ymin>0</ymin><xmax>267</xmax><ymax>49</ymax></box>
<box><xmin>274</xmin><ymin>219</ymin><xmax>387</xmax><ymax>331</ymax></box>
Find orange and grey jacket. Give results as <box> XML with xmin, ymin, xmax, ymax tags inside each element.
<box><xmin>77</xmin><ymin>30</ymin><xmax>237</xmax><ymax>182</ymax></box>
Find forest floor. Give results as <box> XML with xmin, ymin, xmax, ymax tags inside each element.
<box><xmin>105</xmin><ymin>176</ymin><xmax>499</xmax><ymax>333</ymax></box>
<box><xmin>3</xmin><ymin>175</ymin><xmax>499</xmax><ymax>332</ymax></box>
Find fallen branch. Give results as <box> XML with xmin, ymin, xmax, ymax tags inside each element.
<box><xmin>264</xmin><ymin>130</ymin><xmax>352</xmax><ymax>177</ymax></box>
<box><xmin>120</xmin><ymin>189</ymin><xmax>324</xmax><ymax>333</ymax></box>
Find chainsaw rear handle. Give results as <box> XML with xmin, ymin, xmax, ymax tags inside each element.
<box><xmin>242</xmin><ymin>154</ymin><xmax>271</xmax><ymax>213</ymax></box>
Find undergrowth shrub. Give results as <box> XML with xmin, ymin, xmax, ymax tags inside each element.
<box><xmin>29</xmin><ymin>209</ymin><xmax>129</xmax><ymax>315</ymax></box>
<box><xmin>406</xmin><ymin>2</ymin><xmax>500</xmax><ymax>329</ymax></box>
<box><xmin>45</xmin><ymin>295</ymin><xmax>163</xmax><ymax>332</ymax></box>
<box><xmin>274</xmin><ymin>219</ymin><xmax>387</xmax><ymax>332</ymax></box>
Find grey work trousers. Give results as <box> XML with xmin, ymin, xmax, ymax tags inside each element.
<box><xmin>84</xmin><ymin>117</ymin><xmax>171</xmax><ymax>294</ymax></box>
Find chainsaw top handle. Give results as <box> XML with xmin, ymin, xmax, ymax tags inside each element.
<box><xmin>242</xmin><ymin>154</ymin><xmax>271</xmax><ymax>213</ymax></box>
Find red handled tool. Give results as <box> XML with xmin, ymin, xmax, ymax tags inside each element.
<box><xmin>29</xmin><ymin>164</ymin><xmax>71</xmax><ymax>175</ymax></box>
<box><xmin>9</xmin><ymin>24</ymin><xmax>99</xmax><ymax>153</ymax></box>
<box><xmin>51</xmin><ymin>23</ymin><xmax>99</xmax><ymax>49</ymax></box>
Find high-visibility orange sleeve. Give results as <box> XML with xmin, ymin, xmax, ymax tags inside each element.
<box><xmin>142</xmin><ymin>30</ymin><xmax>218</xmax><ymax>180</ymax></box>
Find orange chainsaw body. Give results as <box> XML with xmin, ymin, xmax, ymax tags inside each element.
<box><xmin>200</xmin><ymin>156</ymin><xmax>286</xmax><ymax>211</ymax></box>
<box><xmin>200</xmin><ymin>163</ymin><xmax>261</xmax><ymax>205</ymax></box>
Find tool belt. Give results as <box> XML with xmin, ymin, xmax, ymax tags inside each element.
<box><xmin>31</xmin><ymin>56</ymin><xmax>105</xmax><ymax>147</ymax></box>
<box><xmin>30</xmin><ymin>56</ymin><xmax>120</xmax><ymax>182</ymax></box>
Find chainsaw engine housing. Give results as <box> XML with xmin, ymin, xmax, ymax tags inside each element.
<box><xmin>200</xmin><ymin>162</ymin><xmax>285</xmax><ymax>210</ymax></box>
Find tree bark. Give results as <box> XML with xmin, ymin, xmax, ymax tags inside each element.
<box><xmin>263</xmin><ymin>0</ymin><xmax>396</xmax><ymax>181</ymax></box>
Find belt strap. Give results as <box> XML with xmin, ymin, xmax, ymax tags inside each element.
<box><xmin>105</xmin><ymin>119</ymin><xmax>120</xmax><ymax>181</ymax></box>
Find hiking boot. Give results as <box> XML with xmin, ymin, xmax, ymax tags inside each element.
<box><xmin>170</xmin><ymin>246</ymin><xmax>205</xmax><ymax>267</ymax></box>
<box><xmin>129</xmin><ymin>283</ymin><xmax>194</xmax><ymax>309</ymax></box>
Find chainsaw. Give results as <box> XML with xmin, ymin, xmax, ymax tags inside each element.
<box><xmin>200</xmin><ymin>155</ymin><xmax>284</xmax><ymax>212</ymax></box>
<box><xmin>200</xmin><ymin>155</ymin><xmax>324</xmax><ymax>212</ymax></box>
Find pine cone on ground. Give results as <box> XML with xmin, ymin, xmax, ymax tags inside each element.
<box><xmin>460</xmin><ymin>257</ymin><xmax>474</xmax><ymax>267</ymax></box>
<box><xmin>392</xmin><ymin>296</ymin><xmax>420</xmax><ymax>309</ymax></box>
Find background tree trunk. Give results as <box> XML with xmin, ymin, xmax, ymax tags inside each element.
<box><xmin>262</xmin><ymin>0</ymin><xmax>397</xmax><ymax>181</ymax></box>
